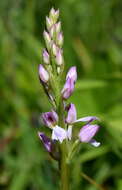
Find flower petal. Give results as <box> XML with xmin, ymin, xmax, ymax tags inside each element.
<box><xmin>66</xmin><ymin>66</ymin><xmax>77</xmax><ymax>83</ymax></box>
<box><xmin>38</xmin><ymin>132</ymin><xmax>52</xmax><ymax>152</ymax></box>
<box><xmin>66</xmin><ymin>103</ymin><xmax>77</xmax><ymax>124</ymax></box>
<box><xmin>61</xmin><ymin>78</ymin><xmax>75</xmax><ymax>99</ymax></box>
<box><xmin>41</xmin><ymin>110</ymin><xmax>58</xmax><ymax>128</ymax></box>
<box><xmin>52</xmin><ymin>125</ymin><xmax>67</xmax><ymax>143</ymax></box>
<box><xmin>67</xmin><ymin>125</ymin><xmax>72</xmax><ymax>140</ymax></box>
<box><xmin>38</xmin><ymin>64</ymin><xmax>49</xmax><ymax>83</ymax></box>
<box><xmin>75</xmin><ymin>116</ymin><xmax>99</xmax><ymax>123</ymax></box>
<box><xmin>79</xmin><ymin>124</ymin><xmax>100</xmax><ymax>143</ymax></box>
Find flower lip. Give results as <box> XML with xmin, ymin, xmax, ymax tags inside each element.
<box><xmin>52</xmin><ymin>125</ymin><xmax>67</xmax><ymax>143</ymax></box>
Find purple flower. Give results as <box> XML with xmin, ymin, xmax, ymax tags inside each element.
<box><xmin>65</xmin><ymin>103</ymin><xmax>100</xmax><ymax>143</ymax></box>
<box><xmin>66</xmin><ymin>66</ymin><xmax>77</xmax><ymax>83</ymax></box>
<box><xmin>61</xmin><ymin>67</ymin><xmax>77</xmax><ymax>99</ymax></box>
<box><xmin>79</xmin><ymin>124</ymin><xmax>100</xmax><ymax>147</ymax></box>
<box><xmin>38</xmin><ymin>64</ymin><xmax>49</xmax><ymax>83</ymax></box>
<box><xmin>52</xmin><ymin>125</ymin><xmax>67</xmax><ymax>143</ymax></box>
<box><xmin>61</xmin><ymin>77</ymin><xmax>75</xmax><ymax>99</ymax></box>
<box><xmin>38</xmin><ymin>132</ymin><xmax>52</xmax><ymax>152</ymax></box>
<box><xmin>66</xmin><ymin>103</ymin><xmax>99</xmax><ymax>124</ymax></box>
<box><xmin>42</xmin><ymin>111</ymin><xmax>58</xmax><ymax>128</ymax></box>
<box><xmin>66</xmin><ymin>103</ymin><xmax>77</xmax><ymax>124</ymax></box>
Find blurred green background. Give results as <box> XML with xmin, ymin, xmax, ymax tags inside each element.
<box><xmin>0</xmin><ymin>0</ymin><xmax>122</xmax><ymax>190</ymax></box>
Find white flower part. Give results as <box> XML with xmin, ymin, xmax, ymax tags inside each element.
<box><xmin>52</xmin><ymin>125</ymin><xmax>67</xmax><ymax>143</ymax></box>
<box><xmin>67</xmin><ymin>125</ymin><xmax>72</xmax><ymax>140</ymax></box>
<box><xmin>89</xmin><ymin>139</ymin><xmax>101</xmax><ymax>147</ymax></box>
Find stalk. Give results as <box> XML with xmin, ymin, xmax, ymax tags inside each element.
<box><xmin>58</xmin><ymin>100</ymin><xmax>70</xmax><ymax>190</ymax></box>
<box><xmin>60</xmin><ymin>142</ymin><xmax>70</xmax><ymax>190</ymax></box>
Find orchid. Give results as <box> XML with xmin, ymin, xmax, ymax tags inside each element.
<box><xmin>37</xmin><ymin>8</ymin><xmax>101</xmax><ymax>190</ymax></box>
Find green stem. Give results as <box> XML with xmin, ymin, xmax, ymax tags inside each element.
<box><xmin>60</xmin><ymin>142</ymin><xmax>70</xmax><ymax>190</ymax></box>
<box><xmin>57</xmin><ymin>100</ymin><xmax>70</xmax><ymax>190</ymax></box>
<box><xmin>54</xmin><ymin>69</ymin><xmax>70</xmax><ymax>190</ymax></box>
<box><xmin>67</xmin><ymin>139</ymin><xmax>80</xmax><ymax>164</ymax></box>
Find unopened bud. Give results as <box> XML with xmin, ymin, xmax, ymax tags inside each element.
<box><xmin>43</xmin><ymin>31</ymin><xmax>51</xmax><ymax>49</ymax></box>
<box><xmin>46</xmin><ymin>16</ymin><xmax>53</xmax><ymax>30</ymax></box>
<box><xmin>55</xmin><ymin>49</ymin><xmax>63</xmax><ymax>65</ymax></box>
<box><xmin>55</xmin><ymin>22</ymin><xmax>61</xmax><ymax>34</ymax></box>
<box><xmin>66</xmin><ymin>66</ymin><xmax>77</xmax><ymax>83</ymax></box>
<box><xmin>39</xmin><ymin>64</ymin><xmax>49</xmax><ymax>83</ymax></box>
<box><xmin>49</xmin><ymin>8</ymin><xmax>59</xmax><ymax>24</ymax></box>
<box><xmin>52</xmin><ymin>43</ymin><xmax>58</xmax><ymax>56</ymax></box>
<box><xmin>42</xmin><ymin>49</ymin><xmax>50</xmax><ymax>64</ymax></box>
<box><xmin>38</xmin><ymin>132</ymin><xmax>52</xmax><ymax>152</ymax></box>
<box><xmin>50</xmin><ymin>24</ymin><xmax>56</xmax><ymax>38</ymax></box>
<box><xmin>61</xmin><ymin>77</ymin><xmax>75</xmax><ymax>99</ymax></box>
<box><xmin>57</xmin><ymin>32</ymin><xmax>63</xmax><ymax>47</ymax></box>
<box><xmin>66</xmin><ymin>103</ymin><xmax>77</xmax><ymax>124</ymax></box>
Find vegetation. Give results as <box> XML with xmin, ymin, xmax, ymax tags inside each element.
<box><xmin>0</xmin><ymin>0</ymin><xmax>122</xmax><ymax>190</ymax></box>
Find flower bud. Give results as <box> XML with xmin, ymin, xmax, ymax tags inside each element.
<box><xmin>55</xmin><ymin>22</ymin><xmax>61</xmax><ymax>34</ymax></box>
<box><xmin>49</xmin><ymin>8</ymin><xmax>55</xmax><ymax>19</ymax></box>
<box><xmin>46</xmin><ymin>16</ymin><xmax>53</xmax><ymax>30</ymax></box>
<box><xmin>66</xmin><ymin>103</ymin><xmax>77</xmax><ymax>124</ymax></box>
<box><xmin>50</xmin><ymin>24</ymin><xmax>56</xmax><ymax>38</ymax></box>
<box><xmin>42</xmin><ymin>111</ymin><xmax>58</xmax><ymax>128</ymax></box>
<box><xmin>49</xmin><ymin>8</ymin><xmax>59</xmax><ymax>24</ymax></box>
<box><xmin>43</xmin><ymin>31</ymin><xmax>51</xmax><ymax>49</ymax></box>
<box><xmin>42</xmin><ymin>49</ymin><xmax>50</xmax><ymax>64</ymax></box>
<box><xmin>66</xmin><ymin>66</ymin><xmax>77</xmax><ymax>83</ymax></box>
<box><xmin>79</xmin><ymin>124</ymin><xmax>100</xmax><ymax>143</ymax></box>
<box><xmin>61</xmin><ymin>77</ymin><xmax>75</xmax><ymax>99</ymax></box>
<box><xmin>38</xmin><ymin>132</ymin><xmax>60</xmax><ymax>160</ymax></box>
<box><xmin>52</xmin><ymin>43</ymin><xmax>58</xmax><ymax>56</ymax></box>
<box><xmin>38</xmin><ymin>132</ymin><xmax>52</xmax><ymax>152</ymax></box>
<box><xmin>39</xmin><ymin>64</ymin><xmax>49</xmax><ymax>83</ymax></box>
<box><xmin>55</xmin><ymin>49</ymin><xmax>63</xmax><ymax>65</ymax></box>
<box><xmin>57</xmin><ymin>32</ymin><xmax>63</xmax><ymax>47</ymax></box>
